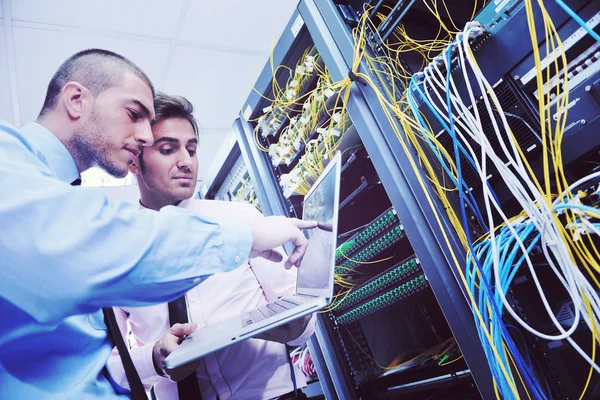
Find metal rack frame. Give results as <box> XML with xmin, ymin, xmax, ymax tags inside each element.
<box><xmin>231</xmin><ymin>1</ymin><xmax>496</xmax><ymax>398</ymax></box>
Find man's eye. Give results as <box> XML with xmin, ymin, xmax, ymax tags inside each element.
<box><xmin>128</xmin><ymin>110</ymin><xmax>140</xmax><ymax>122</ymax></box>
<box><xmin>160</xmin><ymin>148</ymin><xmax>175</xmax><ymax>155</ymax></box>
<box><xmin>188</xmin><ymin>149</ymin><xmax>197</xmax><ymax>156</ymax></box>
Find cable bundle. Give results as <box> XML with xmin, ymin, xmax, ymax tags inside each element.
<box><xmin>403</xmin><ymin>2</ymin><xmax>600</xmax><ymax>398</ymax></box>
<box><xmin>335</xmin><ymin>1</ymin><xmax>600</xmax><ymax>398</ymax></box>
<box><xmin>252</xmin><ymin>1</ymin><xmax>600</xmax><ymax>397</ymax></box>
<box><xmin>290</xmin><ymin>345</ymin><xmax>317</xmax><ymax>379</ymax></box>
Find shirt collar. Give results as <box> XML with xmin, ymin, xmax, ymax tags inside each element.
<box><xmin>139</xmin><ymin>198</ymin><xmax>190</xmax><ymax>210</ymax></box>
<box><xmin>21</xmin><ymin>122</ymin><xmax>80</xmax><ymax>184</ymax></box>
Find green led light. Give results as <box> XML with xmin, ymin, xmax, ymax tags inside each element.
<box><xmin>336</xmin><ymin>258</ymin><xmax>421</xmax><ymax>313</ymax></box>
<box><xmin>335</xmin><ymin>208</ymin><xmax>401</xmax><ymax>264</ymax></box>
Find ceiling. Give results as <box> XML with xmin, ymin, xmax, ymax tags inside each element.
<box><xmin>0</xmin><ymin>0</ymin><xmax>298</xmax><ymax>186</ymax></box>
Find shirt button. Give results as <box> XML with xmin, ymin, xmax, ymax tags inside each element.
<box><xmin>234</xmin><ymin>255</ymin><xmax>242</xmax><ymax>264</ymax></box>
<box><xmin>192</xmin><ymin>277</ymin><xmax>201</xmax><ymax>284</ymax></box>
<box><xmin>212</xmin><ymin>374</ymin><xmax>221</xmax><ymax>381</ymax></box>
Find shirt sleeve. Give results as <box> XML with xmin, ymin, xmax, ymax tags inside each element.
<box><xmin>106</xmin><ymin>308</ymin><xmax>164</xmax><ymax>390</ymax></box>
<box><xmin>286</xmin><ymin>314</ymin><xmax>317</xmax><ymax>346</ymax></box>
<box><xmin>0</xmin><ymin>127</ymin><xmax>252</xmax><ymax>324</ymax></box>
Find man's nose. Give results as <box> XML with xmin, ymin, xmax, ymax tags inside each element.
<box><xmin>177</xmin><ymin>149</ymin><xmax>193</xmax><ymax>169</ymax></box>
<box><xmin>135</xmin><ymin>122</ymin><xmax>154</xmax><ymax>146</ymax></box>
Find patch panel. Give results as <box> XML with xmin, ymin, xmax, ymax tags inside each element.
<box><xmin>476</xmin><ymin>0</ymin><xmax>524</xmax><ymax>34</ymax></box>
<box><xmin>236</xmin><ymin>2</ymin><xmax>517</xmax><ymax>397</ymax></box>
<box><xmin>268</xmin><ymin>75</ymin><xmax>339</xmax><ymax>167</ymax></box>
<box><xmin>335</xmin><ymin>275</ymin><xmax>429</xmax><ymax>326</ymax></box>
<box><xmin>279</xmin><ymin>119</ymin><xmax>359</xmax><ymax>198</ymax></box>
<box><xmin>335</xmin><ymin>207</ymin><xmax>399</xmax><ymax>264</ymax></box>
<box><xmin>258</xmin><ymin>47</ymin><xmax>325</xmax><ymax>138</ymax></box>
<box><xmin>338</xmin><ymin>322</ymin><xmax>380</xmax><ymax>385</ymax></box>
<box><xmin>288</xmin><ymin>109</ymin><xmax>353</xmax><ymax>168</ymax></box>
<box><xmin>336</xmin><ymin>225</ymin><xmax>405</xmax><ymax>274</ymax></box>
<box><xmin>335</xmin><ymin>257</ymin><xmax>420</xmax><ymax>313</ymax></box>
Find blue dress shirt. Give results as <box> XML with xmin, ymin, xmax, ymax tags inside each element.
<box><xmin>0</xmin><ymin>120</ymin><xmax>252</xmax><ymax>399</ymax></box>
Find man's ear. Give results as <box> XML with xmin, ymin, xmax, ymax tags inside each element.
<box><xmin>129</xmin><ymin>160</ymin><xmax>140</xmax><ymax>175</ymax></box>
<box><xmin>61</xmin><ymin>82</ymin><xmax>91</xmax><ymax>121</ymax></box>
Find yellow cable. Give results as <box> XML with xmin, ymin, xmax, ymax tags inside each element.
<box><xmin>344</xmin><ymin>11</ymin><xmax>517</xmax><ymax>390</ymax></box>
<box><xmin>439</xmin><ymin>354</ymin><xmax>463</xmax><ymax>366</ymax></box>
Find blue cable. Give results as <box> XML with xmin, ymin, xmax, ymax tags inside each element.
<box><xmin>506</xmin><ymin>324</ymin><xmax>553</xmax><ymax>396</ymax></box>
<box><xmin>553</xmin><ymin>0</ymin><xmax>600</xmax><ymax>44</ymax></box>
<box><xmin>407</xmin><ymin>75</ymin><xmax>489</xmax><ymax>229</ymax></box>
<box><xmin>411</xmin><ymin>76</ymin><xmax>482</xmax><ymax>172</ymax></box>
<box><xmin>444</xmin><ymin>43</ymin><xmax>547</xmax><ymax>400</ymax></box>
<box><xmin>410</xmin><ymin>66</ymin><xmax>502</xmax><ymax>223</ymax></box>
<box><xmin>406</xmin><ymin>33</ymin><xmax>556</xmax><ymax>399</ymax></box>
<box><xmin>444</xmin><ymin>45</ymin><xmax>513</xmax><ymax>395</ymax></box>
<box><xmin>472</xmin><ymin>224</ymin><xmax>546</xmax><ymax>399</ymax></box>
<box><xmin>406</xmin><ymin>81</ymin><xmax>485</xmax><ymax>224</ymax></box>
<box><xmin>555</xmin><ymin>203</ymin><xmax>600</xmax><ymax>215</ymax></box>
<box><xmin>485</xmin><ymin>221</ymin><xmax>546</xmax><ymax>399</ymax></box>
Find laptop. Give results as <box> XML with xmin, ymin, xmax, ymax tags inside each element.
<box><xmin>165</xmin><ymin>151</ymin><xmax>342</xmax><ymax>369</ymax></box>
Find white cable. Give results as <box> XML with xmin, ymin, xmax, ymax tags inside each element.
<box><xmin>458</xmin><ymin>24</ymin><xmax>600</xmax><ymax>371</ymax></box>
<box><xmin>412</xmin><ymin>19</ymin><xmax>600</xmax><ymax>373</ymax></box>
<box><xmin>434</xmin><ymin>26</ymin><xmax>586</xmax><ymax>342</ymax></box>
<box><xmin>460</xmin><ymin>32</ymin><xmax>585</xmax><ymax>341</ymax></box>
<box><xmin>581</xmin><ymin>220</ymin><xmax>600</xmax><ymax>237</ymax></box>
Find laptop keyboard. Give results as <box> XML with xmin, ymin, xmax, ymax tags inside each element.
<box><xmin>241</xmin><ymin>297</ymin><xmax>301</xmax><ymax>327</ymax></box>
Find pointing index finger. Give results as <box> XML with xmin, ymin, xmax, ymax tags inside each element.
<box><xmin>289</xmin><ymin>218</ymin><xmax>318</xmax><ymax>230</ymax></box>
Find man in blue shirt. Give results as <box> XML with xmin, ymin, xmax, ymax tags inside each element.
<box><xmin>0</xmin><ymin>49</ymin><xmax>314</xmax><ymax>399</ymax></box>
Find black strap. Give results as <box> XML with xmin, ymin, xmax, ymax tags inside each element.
<box><xmin>348</xmin><ymin>70</ymin><xmax>367</xmax><ymax>86</ymax></box>
<box><xmin>74</xmin><ymin>179</ymin><xmax>146</xmax><ymax>398</ymax></box>
<box><xmin>74</xmin><ymin>178</ymin><xmax>146</xmax><ymax>399</ymax></box>
<box><xmin>277</xmin><ymin>388</ymin><xmax>306</xmax><ymax>400</ymax></box>
<box><xmin>103</xmin><ymin>308</ymin><xmax>148</xmax><ymax>400</ymax></box>
<box><xmin>168</xmin><ymin>295</ymin><xmax>203</xmax><ymax>400</ymax></box>
<box><xmin>285</xmin><ymin>345</ymin><xmax>298</xmax><ymax>397</ymax></box>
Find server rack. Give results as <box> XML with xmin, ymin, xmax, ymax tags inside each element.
<box><xmin>232</xmin><ymin>1</ymin><xmax>600</xmax><ymax>398</ymax></box>
<box><xmin>233</xmin><ymin>4</ymin><xmax>489</xmax><ymax>399</ymax></box>
<box><xmin>297</xmin><ymin>2</ymin><xmax>496</xmax><ymax>398</ymax></box>
<box><xmin>202</xmin><ymin>143</ymin><xmax>241</xmax><ymax>200</ymax></box>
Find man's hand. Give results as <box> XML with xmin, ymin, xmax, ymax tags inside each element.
<box><xmin>152</xmin><ymin>323</ymin><xmax>201</xmax><ymax>382</ymax></box>
<box><xmin>248</xmin><ymin>217</ymin><xmax>317</xmax><ymax>269</ymax></box>
<box><xmin>255</xmin><ymin>315</ymin><xmax>312</xmax><ymax>344</ymax></box>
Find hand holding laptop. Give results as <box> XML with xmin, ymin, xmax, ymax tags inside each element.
<box><xmin>153</xmin><ymin>216</ymin><xmax>318</xmax><ymax>380</ymax></box>
<box><xmin>165</xmin><ymin>152</ymin><xmax>342</xmax><ymax>369</ymax></box>
<box><xmin>154</xmin><ymin>315</ymin><xmax>314</xmax><ymax>381</ymax></box>
<box><xmin>153</xmin><ymin>323</ymin><xmax>201</xmax><ymax>381</ymax></box>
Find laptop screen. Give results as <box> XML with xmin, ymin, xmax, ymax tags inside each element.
<box><xmin>297</xmin><ymin>162</ymin><xmax>338</xmax><ymax>291</ymax></box>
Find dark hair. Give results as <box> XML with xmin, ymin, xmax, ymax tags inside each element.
<box><xmin>152</xmin><ymin>92</ymin><xmax>199</xmax><ymax>137</ymax></box>
<box><xmin>39</xmin><ymin>48</ymin><xmax>155</xmax><ymax>117</ymax></box>
<box><xmin>137</xmin><ymin>92</ymin><xmax>199</xmax><ymax>171</ymax></box>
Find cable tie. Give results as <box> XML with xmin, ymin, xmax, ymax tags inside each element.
<box><xmin>348</xmin><ymin>70</ymin><xmax>367</xmax><ymax>86</ymax></box>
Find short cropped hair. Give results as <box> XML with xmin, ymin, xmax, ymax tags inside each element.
<box><xmin>39</xmin><ymin>48</ymin><xmax>154</xmax><ymax>117</ymax></box>
<box><xmin>152</xmin><ymin>92</ymin><xmax>199</xmax><ymax>137</ymax></box>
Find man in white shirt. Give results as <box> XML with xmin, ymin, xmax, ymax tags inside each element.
<box><xmin>107</xmin><ymin>92</ymin><xmax>315</xmax><ymax>400</ymax></box>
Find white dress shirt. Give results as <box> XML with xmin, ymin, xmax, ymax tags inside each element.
<box><xmin>107</xmin><ymin>199</ymin><xmax>316</xmax><ymax>400</ymax></box>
